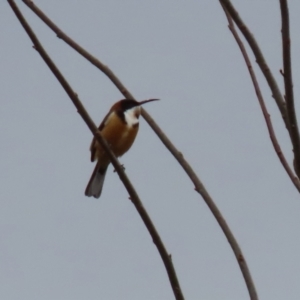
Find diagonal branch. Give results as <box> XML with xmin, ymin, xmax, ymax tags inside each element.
<box><xmin>221</xmin><ymin>5</ymin><xmax>300</xmax><ymax>193</ymax></box>
<box><xmin>20</xmin><ymin>1</ymin><xmax>258</xmax><ymax>298</ymax></box>
<box><xmin>144</xmin><ymin>112</ymin><xmax>259</xmax><ymax>300</ymax></box>
<box><xmin>279</xmin><ymin>0</ymin><xmax>300</xmax><ymax>179</ymax></box>
<box><xmin>219</xmin><ymin>0</ymin><xmax>289</xmax><ymax>131</ymax></box>
<box><xmin>22</xmin><ymin>0</ymin><xmax>134</xmax><ymax>100</ymax></box>
<box><xmin>7</xmin><ymin>1</ymin><xmax>184</xmax><ymax>299</ymax></box>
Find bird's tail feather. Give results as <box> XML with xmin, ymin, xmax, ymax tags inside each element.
<box><xmin>85</xmin><ymin>162</ymin><xmax>108</xmax><ymax>199</ymax></box>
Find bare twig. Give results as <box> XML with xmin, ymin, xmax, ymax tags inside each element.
<box><xmin>20</xmin><ymin>1</ymin><xmax>258</xmax><ymax>298</ymax></box>
<box><xmin>22</xmin><ymin>0</ymin><xmax>134</xmax><ymax>100</ymax></box>
<box><xmin>279</xmin><ymin>0</ymin><xmax>300</xmax><ymax>178</ymax></box>
<box><xmin>7</xmin><ymin>1</ymin><xmax>184</xmax><ymax>299</ymax></box>
<box><xmin>221</xmin><ymin>6</ymin><xmax>300</xmax><ymax>193</ymax></box>
<box><xmin>144</xmin><ymin>113</ymin><xmax>260</xmax><ymax>300</ymax></box>
<box><xmin>219</xmin><ymin>0</ymin><xmax>289</xmax><ymax>131</ymax></box>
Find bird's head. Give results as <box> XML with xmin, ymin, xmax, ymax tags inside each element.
<box><xmin>111</xmin><ymin>98</ymin><xmax>159</xmax><ymax>126</ymax></box>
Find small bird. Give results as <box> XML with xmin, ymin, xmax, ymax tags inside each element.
<box><xmin>85</xmin><ymin>98</ymin><xmax>159</xmax><ymax>198</ymax></box>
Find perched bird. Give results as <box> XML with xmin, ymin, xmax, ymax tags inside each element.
<box><xmin>85</xmin><ymin>98</ymin><xmax>159</xmax><ymax>198</ymax></box>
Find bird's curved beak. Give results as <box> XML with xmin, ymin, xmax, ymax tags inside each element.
<box><xmin>138</xmin><ymin>98</ymin><xmax>160</xmax><ymax>105</ymax></box>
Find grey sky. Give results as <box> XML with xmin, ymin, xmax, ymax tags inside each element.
<box><xmin>1</xmin><ymin>1</ymin><xmax>300</xmax><ymax>299</ymax></box>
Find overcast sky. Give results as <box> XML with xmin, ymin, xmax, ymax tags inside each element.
<box><xmin>1</xmin><ymin>1</ymin><xmax>300</xmax><ymax>299</ymax></box>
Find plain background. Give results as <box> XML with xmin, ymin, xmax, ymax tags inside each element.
<box><xmin>1</xmin><ymin>1</ymin><xmax>300</xmax><ymax>299</ymax></box>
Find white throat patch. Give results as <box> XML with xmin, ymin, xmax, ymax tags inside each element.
<box><xmin>124</xmin><ymin>107</ymin><xmax>140</xmax><ymax>127</ymax></box>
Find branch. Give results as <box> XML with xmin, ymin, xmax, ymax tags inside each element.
<box><xmin>221</xmin><ymin>6</ymin><xmax>300</xmax><ymax>193</ymax></box>
<box><xmin>20</xmin><ymin>1</ymin><xmax>258</xmax><ymax>298</ymax></box>
<box><xmin>144</xmin><ymin>112</ymin><xmax>259</xmax><ymax>300</ymax></box>
<box><xmin>279</xmin><ymin>0</ymin><xmax>300</xmax><ymax>178</ymax></box>
<box><xmin>7</xmin><ymin>1</ymin><xmax>184</xmax><ymax>299</ymax></box>
<box><xmin>219</xmin><ymin>0</ymin><xmax>289</xmax><ymax>131</ymax></box>
<box><xmin>22</xmin><ymin>0</ymin><xmax>134</xmax><ymax>100</ymax></box>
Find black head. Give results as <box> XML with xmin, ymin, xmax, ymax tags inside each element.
<box><xmin>118</xmin><ymin>98</ymin><xmax>159</xmax><ymax>112</ymax></box>
<box><xmin>113</xmin><ymin>98</ymin><xmax>159</xmax><ymax>124</ymax></box>
<box><xmin>119</xmin><ymin>99</ymin><xmax>140</xmax><ymax>112</ymax></box>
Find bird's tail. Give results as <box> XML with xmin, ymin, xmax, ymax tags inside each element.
<box><xmin>85</xmin><ymin>162</ymin><xmax>108</xmax><ymax>199</ymax></box>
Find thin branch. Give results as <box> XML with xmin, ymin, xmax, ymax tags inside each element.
<box><xmin>221</xmin><ymin>6</ymin><xmax>300</xmax><ymax>193</ymax></box>
<box><xmin>219</xmin><ymin>0</ymin><xmax>289</xmax><ymax>131</ymax></box>
<box><xmin>279</xmin><ymin>0</ymin><xmax>300</xmax><ymax>178</ymax></box>
<box><xmin>20</xmin><ymin>1</ymin><xmax>258</xmax><ymax>298</ymax></box>
<box><xmin>22</xmin><ymin>0</ymin><xmax>134</xmax><ymax>100</ymax></box>
<box><xmin>144</xmin><ymin>110</ymin><xmax>259</xmax><ymax>300</ymax></box>
<box><xmin>7</xmin><ymin>1</ymin><xmax>184</xmax><ymax>299</ymax></box>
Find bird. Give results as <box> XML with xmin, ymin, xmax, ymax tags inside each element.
<box><xmin>85</xmin><ymin>98</ymin><xmax>159</xmax><ymax>198</ymax></box>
